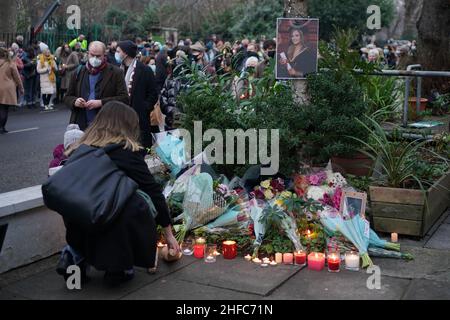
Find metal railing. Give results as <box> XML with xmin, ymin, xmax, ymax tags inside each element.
<box><xmin>356</xmin><ymin>65</ymin><xmax>450</xmax><ymax>127</ymax></box>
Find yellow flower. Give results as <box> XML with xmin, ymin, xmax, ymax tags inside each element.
<box><xmin>261</xmin><ymin>180</ymin><xmax>271</xmax><ymax>189</ymax></box>
<box><xmin>264</xmin><ymin>189</ymin><xmax>274</xmax><ymax>199</ymax></box>
<box><xmin>275</xmin><ymin>199</ymin><xmax>284</xmax><ymax>207</ymax></box>
<box><xmin>280</xmin><ymin>191</ymin><xmax>293</xmax><ymax>199</ymax></box>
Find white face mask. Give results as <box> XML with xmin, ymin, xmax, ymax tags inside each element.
<box><xmin>150</xmin><ymin>64</ymin><xmax>156</xmax><ymax>73</ymax></box>
<box><xmin>89</xmin><ymin>57</ymin><xmax>102</xmax><ymax>68</ymax></box>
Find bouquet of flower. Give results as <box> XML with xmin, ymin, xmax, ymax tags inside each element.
<box><xmin>250</xmin><ymin>178</ymin><xmax>286</xmax><ymax>201</ymax></box>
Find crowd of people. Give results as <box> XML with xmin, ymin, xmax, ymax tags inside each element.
<box><xmin>0</xmin><ymin>33</ymin><xmax>279</xmax><ymax>135</ymax></box>
<box><xmin>359</xmin><ymin>39</ymin><xmax>418</xmax><ymax>69</ymax></box>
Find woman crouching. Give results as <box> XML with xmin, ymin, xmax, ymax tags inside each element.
<box><xmin>57</xmin><ymin>101</ymin><xmax>180</xmax><ymax>286</ymax></box>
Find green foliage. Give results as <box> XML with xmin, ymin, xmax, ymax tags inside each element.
<box><xmin>105</xmin><ymin>6</ymin><xmax>129</xmax><ymax>27</ymax></box>
<box><xmin>139</xmin><ymin>1</ymin><xmax>161</xmax><ymax>32</ymax></box>
<box><xmin>301</xmin><ymin>70</ymin><xmax>369</xmax><ymax>163</ymax></box>
<box><xmin>178</xmin><ymin>59</ymin><xmax>307</xmax><ymax>177</ymax></box>
<box><xmin>309</xmin><ymin>0</ymin><xmax>395</xmax><ymax>41</ymax></box>
<box><xmin>351</xmin><ymin>116</ymin><xmax>428</xmax><ymax>189</ymax></box>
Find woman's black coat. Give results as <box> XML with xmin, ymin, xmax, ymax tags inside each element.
<box><xmin>64</xmin><ymin>146</ymin><xmax>171</xmax><ymax>272</ymax></box>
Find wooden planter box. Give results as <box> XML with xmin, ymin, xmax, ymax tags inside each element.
<box><xmin>369</xmin><ymin>171</ymin><xmax>450</xmax><ymax>237</ymax></box>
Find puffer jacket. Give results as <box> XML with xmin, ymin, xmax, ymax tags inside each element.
<box><xmin>159</xmin><ymin>77</ymin><xmax>183</xmax><ymax>129</ymax></box>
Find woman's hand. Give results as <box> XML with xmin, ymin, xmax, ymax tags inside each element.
<box><xmin>163</xmin><ymin>226</ymin><xmax>181</xmax><ymax>253</ymax></box>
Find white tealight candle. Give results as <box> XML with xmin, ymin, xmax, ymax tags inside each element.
<box><xmin>253</xmin><ymin>258</ymin><xmax>262</xmax><ymax>264</ymax></box>
<box><xmin>391</xmin><ymin>233</ymin><xmax>398</xmax><ymax>243</ymax></box>
<box><xmin>345</xmin><ymin>251</ymin><xmax>360</xmax><ymax>271</ymax></box>
<box><xmin>261</xmin><ymin>263</ymin><xmax>269</xmax><ymax>268</ymax></box>
<box><xmin>270</xmin><ymin>261</ymin><xmax>278</xmax><ymax>266</ymax></box>
<box><xmin>244</xmin><ymin>254</ymin><xmax>252</xmax><ymax>262</ymax></box>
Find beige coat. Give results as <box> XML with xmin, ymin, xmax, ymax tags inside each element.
<box><xmin>59</xmin><ymin>52</ymin><xmax>79</xmax><ymax>90</ymax></box>
<box><xmin>37</xmin><ymin>55</ymin><xmax>57</xmax><ymax>95</ymax></box>
<box><xmin>0</xmin><ymin>58</ymin><xmax>24</xmax><ymax>106</ymax></box>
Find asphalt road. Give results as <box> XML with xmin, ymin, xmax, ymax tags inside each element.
<box><xmin>0</xmin><ymin>105</ymin><xmax>72</xmax><ymax>193</ymax></box>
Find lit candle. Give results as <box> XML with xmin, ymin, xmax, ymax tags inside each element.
<box><xmin>294</xmin><ymin>250</ymin><xmax>307</xmax><ymax>266</ymax></box>
<box><xmin>345</xmin><ymin>251</ymin><xmax>360</xmax><ymax>271</ymax></box>
<box><xmin>327</xmin><ymin>252</ymin><xmax>341</xmax><ymax>273</ymax></box>
<box><xmin>157</xmin><ymin>242</ymin><xmax>167</xmax><ymax>258</ymax></box>
<box><xmin>252</xmin><ymin>258</ymin><xmax>262</xmax><ymax>264</ymax></box>
<box><xmin>275</xmin><ymin>253</ymin><xmax>283</xmax><ymax>264</ymax></box>
<box><xmin>262</xmin><ymin>257</ymin><xmax>271</xmax><ymax>264</ymax></box>
<box><xmin>244</xmin><ymin>254</ymin><xmax>252</xmax><ymax>262</ymax></box>
<box><xmin>222</xmin><ymin>241</ymin><xmax>238</xmax><ymax>260</ymax></box>
<box><xmin>270</xmin><ymin>261</ymin><xmax>278</xmax><ymax>266</ymax></box>
<box><xmin>283</xmin><ymin>253</ymin><xmax>294</xmax><ymax>265</ymax></box>
<box><xmin>308</xmin><ymin>252</ymin><xmax>325</xmax><ymax>271</ymax></box>
<box><xmin>204</xmin><ymin>244</ymin><xmax>217</xmax><ymax>263</ymax></box>
<box><xmin>193</xmin><ymin>237</ymin><xmax>206</xmax><ymax>259</ymax></box>
<box><xmin>391</xmin><ymin>233</ymin><xmax>398</xmax><ymax>243</ymax></box>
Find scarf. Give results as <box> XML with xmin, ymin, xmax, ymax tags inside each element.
<box><xmin>122</xmin><ymin>58</ymin><xmax>137</xmax><ymax>96</ymax></box>
<box><xmin>86</xmin><ymin>57</ymin><xmax>107</xmax><ymax>75</ymax></box>
<box><xmin>39</xmin><ymin>54</ymin><xmax>56</xmax><ymax>83</ymax></box>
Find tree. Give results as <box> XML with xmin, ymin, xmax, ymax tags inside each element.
<box><xmin>0</xmin><ymin>0</ymin><xmax>17</xmax><ymax>34</ymax></box>
<box><xmin>416</xmin><ymin>0</ymin><xmax>450</xmax><ymax>94</ymax></box>
<box><xmin>308</xmin><ymin>0</ymin><xmax>395</xmax><ymax>41</ymax></box>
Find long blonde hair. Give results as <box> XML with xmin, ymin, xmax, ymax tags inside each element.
<box><xmin>68</xmin><ymin>101</ymin><xmax>142</xmax><ymax>155</ymax></box>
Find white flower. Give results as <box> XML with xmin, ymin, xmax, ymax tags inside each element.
<box><xmin>327</xmin><ymin>172</ymin><xmax>347</xmax><ymax>189</ymax></box>
<box><xmin>307</xmin><ymin>186</ymin><xmax>326</xmax><ymax>201</ymax></box>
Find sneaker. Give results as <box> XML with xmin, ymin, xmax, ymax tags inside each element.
<box><xmin>47</xmin><ymin>105</ymin><xmax>54</xmax><ymax>110</ymax></box>
<box><xmin>56</xmin><ymin>251</ymin><xmax>90</xmax><ymax>284</ymax></box>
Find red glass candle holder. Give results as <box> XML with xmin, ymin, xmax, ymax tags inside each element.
<box><xmin>222</xmin><ymin>241</ymin><xmax>237</xmax><ymax>260</ymax></box>
<box><xmin>194</xmin><ymin>238</ymin><xmax>206</xmax><ymax>259</ymax></box>
<box><xmin>327</xmin><ymin>252</ymin><xmax>341</xmax><ymax>273</ymax></box>
<box><xmin>294</xmin><ymin>250</ymin><xmax>307</xmax><ymax>266</ymax></box>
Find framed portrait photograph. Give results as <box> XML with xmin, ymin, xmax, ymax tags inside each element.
<box><xmin>276</xmin><ymin>18</ymin><xmax>319</xmax><ymax>80</ymax></box>
<box><xmin>340</xmin><ymin>191</ymin><xmax>368</xmax><ymax>219</ymax></box>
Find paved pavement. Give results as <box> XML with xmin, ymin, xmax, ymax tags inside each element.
<box><xmin>0</xmin><ymin>105</ymin><xmax>71</xmax><ymax>193</ymax></box>
<box><xmin>1</xmin><ymin>210</ymin><xmax>449</xmax><ymax>300</ymax></box>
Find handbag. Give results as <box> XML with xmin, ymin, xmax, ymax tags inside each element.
<box><xmin>150</xmin><ymin>101</ymin><xmax>164</xmax><ymax>127</ymax></box>
<box><xmin>42</xmin><ymin>144</ymin><xmax>138</xmax><ymax>232</ymax></box>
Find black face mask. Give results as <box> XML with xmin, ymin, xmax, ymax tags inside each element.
<box><xmin>268</xmin><ymin>50</ymin><xmax>275</xmax><ymax>59</ymax></box>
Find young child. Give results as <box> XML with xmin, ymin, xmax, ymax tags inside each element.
<box><xmin>49</xmin><ymin>124</ymin><xmax>84</xmax><ymax>171</ymax></box>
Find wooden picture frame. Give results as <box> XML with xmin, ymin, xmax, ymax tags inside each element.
<box><xmin>340</xmin><ymin>191</ymin><xmax>368</xmax><ymax>219</ymax></box>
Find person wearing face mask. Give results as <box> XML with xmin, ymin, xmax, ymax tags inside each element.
<box><xmin>58</xmin><ymin>44</ymin><xmax>79</xmax><ymax>104</ymax></box>
<box><xmin>106</xmin><ymin>41</ymin><xmax>120</xmax><ymax>67</ymax></box>
<box><xmin>190</xmin><ymin>42</ymin><xmax>206</xmax><ymax>70</ymax></box>
<box><xmin>64</xmin><ymin>41</ymin><xmax>129</xmax><ymax>130</ymax></box>
<box><xmin>255</xmin><ymin>39</ymin><xmax>276</xmax><ymax>78</ymax></box>
<box><xmin>116</xmin><ymin>40</ymin><xmax>159</xmax><ymax>151</ymax></box>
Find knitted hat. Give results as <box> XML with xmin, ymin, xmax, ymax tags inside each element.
<box><xmin>117</xmin><ymin>40</ymin><xmax>138</xmax><ymax>58</ymax></box>
<box><xmin>245</xmin><ymin>56</ymin><xmax>259</xmax><ymax>68</ymax></box>
<box><xmin>64</xmin><ymin>124</ymin><xmax>84</xmax><ymax>149</ymax></box>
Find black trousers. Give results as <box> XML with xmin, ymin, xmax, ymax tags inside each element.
<box><xmin>42</xmin><ymin>94</ymin><xmax>52</xmax><ymax>106</ymax></box>
<box><xmin>0</xmin><ymin>105</ymin><xmax>9</xmax><ymax>129</ymax></box>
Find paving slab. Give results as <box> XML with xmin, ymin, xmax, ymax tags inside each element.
<box><xmin>265</xmin><ymin>268</ymin><xmax>411</xmax><ymax>300</ymax></box>
<box><xmin>371</xmin><ymin>246</ymin><xmax>450</xmax><ymax>282</ymax></box>
<box><xmin>425</xmin><ymin>224</ymin><xmax>450</xmax><ymax>250</ymax></box>
<box><xmin>0</xmin><ymin>288</ymin><xmax>30</xmax><ymax>300</ymax></box>
<box><xmin>1</xmin><ymin>256</ymin><xmax>197</xmax><ymax>300</ymax></box>
<box><xmin>172</xmin><ymin>257</ymin><xmax>303</xmax><ymax>296</ymax></box>
<box><xmin>122</xmin><ymin>278</ymin><xmax>262</xmax><ymax>300</ymax></box>
<box><xmin>402</xmin><ymin>279</ymin><xmax>450</xmax><ymax>300</ymax></box>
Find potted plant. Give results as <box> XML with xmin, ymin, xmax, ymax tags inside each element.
<box><xmin>352</xmin><ymin>117</ymin><xmax>450</xmax><ymax>237</ymax></box>
<box><xmin>301</xmin><ymin>70</ymin><xmax>372</xmax><ymax>176</ymax></box>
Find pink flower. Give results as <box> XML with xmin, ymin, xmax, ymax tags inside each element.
<box><xmin>308</xmin><ymin>172</ymin><xmax>327</xmax><ymax>186</ymax></box>
<box><xmin>333</xmin><ymin>187</ymin><xmax>343</xmax><ymax>211</ymax></box>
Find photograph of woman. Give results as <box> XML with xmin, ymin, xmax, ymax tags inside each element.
<box><xmin>276</xmin><ymin>18</ymin><xmax>319</xmax><ymax>79</ymax></box>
